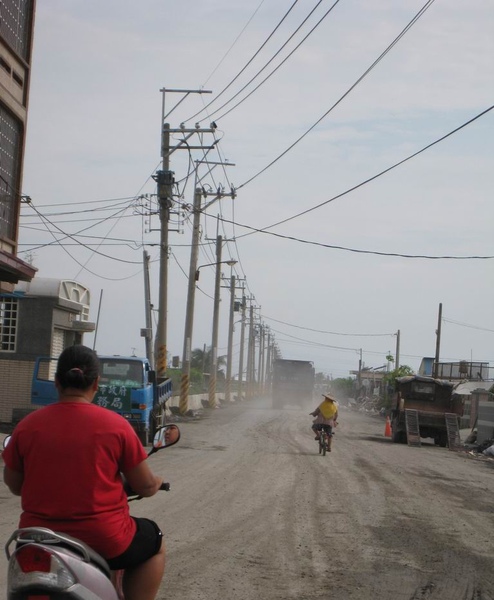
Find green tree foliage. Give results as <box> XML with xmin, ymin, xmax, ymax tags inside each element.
<box><xmin>381</xmin><ymin>364</ymin><xmax>415</xmax><ymax>408</ymax></box>
<box><xmin>383</xmin><ymin>364</ymin><xmax>415</xmax><ymax>388</ymax></box>
<box><xmin>167</xmin><ymin>366</ymin><xmax>207</xmax><ymax>396</ymax></box>
<box><xmin>190</xmin><ymin>346</ymin><xmax>227</xmax><ymax>374</ymax></box>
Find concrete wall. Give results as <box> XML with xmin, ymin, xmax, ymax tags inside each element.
<box><xmin>477</xmin><ymin>400</ymin><xmax>494</xmax><ymax>444</ymax></box>
<box><xmin>167</xmin><ymin>393</ymin><xmax>218</xmax><ymax>413</ymax></box>
<box><xmin>0</xmin><ymin>359</ymin><xmax>36</xmax><ymax>423</ymax></box>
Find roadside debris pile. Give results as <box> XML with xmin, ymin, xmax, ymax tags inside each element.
<box><xmin>462</xmin><ymin>429</ymin><xmax>494</xmax><ymax>458</ymax></box>
<box><xmin>480</xmin><ymin>440</ymin><xmax>494</xmax><ymax>457</ymax></box>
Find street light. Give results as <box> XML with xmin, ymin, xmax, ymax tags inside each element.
<box><xmin>195</xmin><ymin>259</ymin><xmax>236</xmax><ymax>281</ymax></box>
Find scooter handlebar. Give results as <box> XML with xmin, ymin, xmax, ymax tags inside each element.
<box><xmin>124</xmin><ymin>480</ymin><xmax>170</xmax><ymax>499</ymax></box>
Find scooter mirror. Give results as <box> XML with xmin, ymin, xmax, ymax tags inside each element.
<box><xmin>153</xmin><ymin>424</ymin><xmax>180</xmax><ymax>450</ymax></box>
<box><xmin>3</xmin><ymin>435</ymin><xmax>11</xmax><ymax>449</ymax></box>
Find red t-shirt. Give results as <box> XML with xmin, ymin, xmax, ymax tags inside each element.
<box><xmin>3</xmin><ymin>402</ymin><xmax>147</xmax><ymax>558</ymax></box>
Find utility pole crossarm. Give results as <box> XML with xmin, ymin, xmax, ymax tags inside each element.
<box><xmin>160</xmin><ymin>87</ymin><xmax>212</xmax><ymax>121</ymax></box>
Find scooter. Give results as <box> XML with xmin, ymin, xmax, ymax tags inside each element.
<box><xmin>3</xmin><ymin>423</ymin><xmax>180</xmax><ymax>600</ymax></box>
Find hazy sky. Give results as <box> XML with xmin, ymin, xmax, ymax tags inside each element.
<box><xmin>19</xmin><ymin>0</ymin><xmax>494</xmax><ymax>378</ymax></box>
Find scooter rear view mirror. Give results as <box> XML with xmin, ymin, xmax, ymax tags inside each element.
<box><xmin>153</xmin><ymin>424</ymin><xmax>180</xmax><ymax>451</ymax></box>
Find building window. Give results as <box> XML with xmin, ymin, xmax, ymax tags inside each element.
<box><xmin>0</xmin><ymin>103</ymin><xmax>21</xmax><ymax>240</ymax></box>
<box><xmin>0</xmin><ymin>0</ymin><xmax>34</xmax><ymax>61</ymax></box>
<box><xmin>0</xmin><ymin>297</ymin><xmax>18</xmax><ymax>351</ymax></box>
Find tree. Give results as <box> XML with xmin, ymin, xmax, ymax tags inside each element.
<box><xmin>190</xmin><ymin>346</ymin><xmax>227</xmax><ymax>375</ymax></box>
<box><xmin>382</xmin><ymin>364</ymin><xmax>415</xmax><ymax>408</ymax></box>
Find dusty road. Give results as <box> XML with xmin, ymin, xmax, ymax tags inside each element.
<box><xmin>1</xmin><ymin>398</ymin><xmax>494</xmax><ymax>599</ymax></box>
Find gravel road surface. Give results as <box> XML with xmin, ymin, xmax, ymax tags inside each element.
<box><xmin>1</xmin><ymin>398</ymin><xmax>494</xmax><ymax>599</ymax></box>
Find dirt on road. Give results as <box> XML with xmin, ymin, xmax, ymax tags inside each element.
<box><xmin>2</xmin><ymin>398</ymin><xmax>494</xmax><ymax>599</ymax></box>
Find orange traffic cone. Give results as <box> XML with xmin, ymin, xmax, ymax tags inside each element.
<box><xmin>384</xmin><ymin>416</ymin><xmax>392</xmax><ymax>437</ymax></box>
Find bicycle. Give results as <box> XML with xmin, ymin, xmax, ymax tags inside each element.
<box><xmin>316</xmin><ymin>425</ymin><xmax>333</xmax><ymax>456</ymax></box>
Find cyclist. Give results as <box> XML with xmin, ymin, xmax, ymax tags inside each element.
<box><xmin>310</xmin><ymin>393</ymin><xmax>339</xmax><ymax>451</ymax></box>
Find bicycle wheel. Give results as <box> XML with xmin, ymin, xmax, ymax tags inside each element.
<box><xmin>318</xmin><ymin>437</ymin><xmax>323</xmax><ymax>454</ymax></box>
<box><xmin>322</xmin><ymin>434</ymin><xmax>327</xmax><ymax>456</ymax></box>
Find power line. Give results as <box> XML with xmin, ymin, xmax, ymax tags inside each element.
<box><xmin>27</xmin><ymin>195</ymin><xmax>138</xmax><ymax>208</ymax></box>
<box><xmin>207</xmin><ymin>212</ymin><xmax>494</xmax><ymax>260</ymax></box>
<box><xmin>189</xmin><ymin>0</ymin><xmax>299</xmax><ymax>121</ymax></box>
<box><xmin>269</xmin><ymin>326</ymin><xmax>359</xmax><ymax>352</ymax></box>
<box><xmin>263</xmin><ymin>315</ymin><xmax>394</xmax><ymax>336</ymax></box>
<box><xmin>205</xmin><ymin>105</ymin><xmax>494</xmax><ymax>260</ymax></box>
<box><xmin>237</xmin><ymin>0</ymin><xmax>437</xmax><ymax>189</ymax></box>
<box><xmin>200</xmin><ymin>0</ymin><xmax>269</xmax><ymax>90</ymax></box>
<box><xmin>443</xmin><ymin>317</ymin><xmax>494</xmax><ymax>334</ymax></box>
<box><xmin>27</xmin><ymin>204</ymin><xmax>144</xmax><ymax>266</ymax></box>
<box><xmin>197</xmin><ymin>0</ymin><xmax>335</xmax><ymax>124</ymax></box>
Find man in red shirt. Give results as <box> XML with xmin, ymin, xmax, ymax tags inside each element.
<box><xmin>3</xmin><ymin>345</ymin><xmax>166</xmax><ymax>600</ymax></box>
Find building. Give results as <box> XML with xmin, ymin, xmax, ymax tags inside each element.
<box><xmin>418</xmin><ymin>357</ymin><xmax>492</xmax><ymax>381</ymax></box>
<box><xmin>0</xmin><ymin>278</ymin><xmax>95</xmax><ymax>425</ymax></box>
<box><xmin>0</xmin><ymin>0</ymin><xmax>37</xmax><ymax>291</ymax></box>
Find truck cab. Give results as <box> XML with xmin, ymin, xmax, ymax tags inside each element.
<box><xmin>390</xmin><ymin>375</ymin><xmax>460</xmax><ymax>446</ymax></box>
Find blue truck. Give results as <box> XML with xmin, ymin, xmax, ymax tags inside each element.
<box><xmin>31</xmin><ymin>355</ymin><xmax>172</xmax><ymax>445</ymax></box>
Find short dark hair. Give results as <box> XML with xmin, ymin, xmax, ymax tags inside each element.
<box><xmin>56</xmin><ymin>345</ymin><xmax>99</xmax><ymax>390</ymax></box>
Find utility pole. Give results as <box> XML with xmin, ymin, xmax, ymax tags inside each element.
<box><xmin>434</xmin><ymin>303</ymin><xmax>442</xmax><ymax>378</ymax></box>
<box><xmin>265</xmin><ymin>331</ymin><xmax>272</xmax><ymax>396</ymax></box>
<box><xmin>142</xmin><ymin>250</ymin><xmax>154</xmax><ymax>369</ymax></box>
<box><xmin>246</xmin><ymin>302</ymin><xmax>255</xmax><ymax>399</ymax></box>
<box><xmin>358</xmin><ymin>348</ymin><xmax>362</xmax><ymax>395</ymax></box>
<box><xmin>201</xmin><ymin>343</ymin><xmax>207</xmax><ymax>392</ymax></box>
<box><xmin>225</xmin><ymin>273</ymin><xmax>236</xmax><ymax>403</ymax></box>
<box><xmin>237</xmin><ymin>287</ymin><xmax>246</xmax><ymax>400</ymax></box>
<box><xmin>154</xmin><ymin>119</ymin><xmax>173</xmax><ymax>382</ymax></box>
<box><xmin>209</xmin><ymin>235</ymin><xmax>223</xmax><ymax>408</ymax></box>
<box><xmin>395</xmin><ymin>329</ymin><xmax>400</xmax><ymax>371</ymax></box>
<box><xmin>258</xmin><ymin>324</ymin><xmax>265</xmax><ymax>396</ymax></box>
<box><xmin>154</xmin><ymin>87</ymin><xmax>213</xmax><ymax>383</ymax></box>
<box><xmin>179</xmin><ymin>187</ymin><xmax>202</xmax><ymax>415</ymax></box>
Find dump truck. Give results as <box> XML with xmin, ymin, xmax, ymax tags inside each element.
<box><xmin>390</xmin><ymin>375</ymin><xmax>461</xmax><ymax>446</ymax></box>
<box><xmin>271</xmin><ymin>359</ymin><xmax>315</xmax><ymax>409</ymax></box>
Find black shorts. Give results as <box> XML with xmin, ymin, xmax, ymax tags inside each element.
<box><xmin>313</xmin><ymin>423</ymin><xmax>333</xmax><ymax>436</ymax></box>
<box><xmin>106</xmin><ymin>517</ymin><xmax>163</xmax><ymax>570</ymax></box>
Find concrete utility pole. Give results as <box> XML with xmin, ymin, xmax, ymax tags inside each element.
<box><xmin>395</xmin><ymin>329</ymin><xmax>401</xmax><ymax>371</ymax></box>
<box><xmin>358</xmin><ymin>348</ymin><xmax>363</xmax><ymax>393</ymax></box>
<box><xmin>434</xmin><ymin>303</ymin><xmax>442</xmax><ymax>378</ymax></box>
<box><xmin>246</xmin><ymin>302</ymin><xmax>254</xmax><ymax>399</ymax></box>
<box><xmin>154</xmin><ymin>87</ymin><xmax>213</xmax><ymax>383</ymax></box>
<box><xmin>209</xmin><ymin>235</ymin><xmax>223</xmax><ymax>408</ymax></box>
<box><xmin>154</xmin><ymin>119</ymin><xmax>173</xmax><ymax>382</ymax></box>
<box><xmin>142</xmin><ymin>250</ymin><xmax>154</xmax><ymax>369</ymax></box>
<box><xmin>225</xmin><ymin>273</ymin><xmax>236</xmax><ymax>403</ymax></box>
<box><xmin>237</xmin><ymin>288</ymin><xmax>246</xmax><ymax>400</ymax></box>
<box><xmin>258</xmin><ymin>324</ymin><xmax>264</xmax><ymax>395</ymax></box>
<box><xmin>265</xmin><ymin>332</ymin><xmax>272</xmax><ymax>394</ymax></box>
<box><xmin>179</xmin><ymin>187</ymin><xmax>202</xmax><ymax>415</ymax></box>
